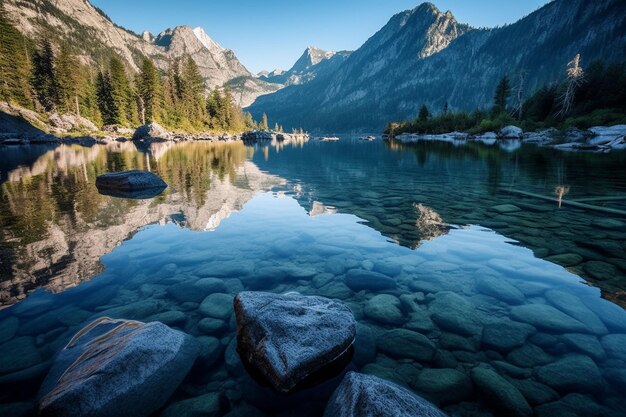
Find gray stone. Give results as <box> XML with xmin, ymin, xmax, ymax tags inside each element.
<box><xmin>411</xmin><ymin>368</ymin><xmax>472</xmax><ymax>404</ymax></box>
<box><xmin>95</xmin><ymin>170</ymin><xmax>167</xmax><ymax>194</ymax></box>
<box><xmin>132</xmin><ymin>122</ymin><xmax>170</xmax><ymax>140</ymax></box>
<box><xmin>197</xmin><ymin>336</ymin><xmax>222</xmax><ymax>368</ymax></box>
<box><xmin>544</xmin><ymin>290</ymin><xmax>608</xmax><ymax>335</ymax></box>
<box><xmin>38</xmin><ymin>318</ymin><xmax>199</xmax><ymax>417</ymax></box>
<box><xmin>510</xmin><ymin>379</ymin><xmax>559</xmax><ymax>406</ymax></box>
<box><xmin>376</xmin><ymin>329</ymin><xmax>436</xmax><ymax>362</ymax></box>
<box><xmin>481</xmin><ymin>320</ymin><xmax>535</xmax><ymax>352</ymax></box>
<box><xmin>199</xmin><ymin>293</ymin><xmax>234</xmax><ymax>320</ymax></box>
<box><xmin>536</xmin><ymin>355</ymin><xmax>603</xmax><ymax>393</ymax></box>
<box><xmin>167</xmin><ymin>282</ymin><xmax>209</xmax><ymax>303</ymax></box>
<box><xmin>194</xmin><ymin>278</ymin><xmax>227</xmax><ymax>293</ymax></box>
<box><xmin>353</xmin><ymin>323</ymin><xmax>377</xmax><ymax>366</ymax></box>
<box><xmin>476</xmin><ymin>275</ymin><xmax>525</xmax><ymax>305</ymax></box>
<box><xmin>161</xmin><ymin>393</ymin><xmax>222</xmax><ymax>417</ymax></box>
<box><xmin>491</xmin><ymin>204</ymin><xmax>521</xmax><ymax>214</ymax></box>
<box><xmin>363</xmin><ymin>294</ymin><xmax>405</xmax><ymax>325</ymax></box>
<box><xmin>323</xmin><ymin>372</ymin><xmax>447</xmax><ymax>417</ymax></box>
<box><xmin>429</xmin><ymin>292</ymin><xmax>481</xmax><ymax>336</ymax></box>
<box><xmin>581</xmin><ymin>297</ymin><xmax>626</xmax><ymax>332</ymax></box>
<box><xmin>561</xmin><ymin>333</ymin><xmax>605</xmax><ymax>361</ymax></box>
<box><xmin>471</xmin><ymin>366</ymin><xmax>532</xmax><ymax>417</ymax></box>
<box><xmin>500</xmin><ymin>125</ymin><xmax>523</xmax><ymax>138</ymax></box>
<box><xmin>546</xmin><ymin>254</ymin><xmax>583</xmax><ymax>267</ymax></box>
<box><xmin>0</xmin><ymin>316</ymin><xmax>19</xmax><ymax>343</ymax></box>
<box><xmin>234</xmin><ymin>292</ymin><xmax>356</xmax><ymax>393</ymax></box>
<box><xmin>344</xmin><ymin>269</ymin><xmax>396</xmax><ymax>292</ymax></box>
<box><xmin>0</xmin><ymin>336</ymin><xmax>42</xmax><ymax>373</ymax></box>
<box><xmin>198</xmin><ymin>318</ymin><xmax>227</xmax><ymax>334</ymax></box>
<box><xmin>601</xmin><ymin>334</ymin><xmax>626</xmax><ymax>361</ymax></box>
<box><xmin>145</xmin><ymin>310</ymin><xmax>187</xmax><ymax>327</ymax></box>
<box><xmin>535</xmin><ymin>394</ymin><xmax>606</xmax><ymax>417</ymax></box>
<box><xmin>510</xmin><ymin>304</ymin><xmax>587</xmax><ymax>333</ymax></box>
<box><xmin>506</xmin><ymin>343</ymin><xmax>553</xmax><ymax>367</ymax></box>
<box><xmin>584</xmin><ymin>261</ymin><xmax>618</xmax><ymax>280</ymax></box>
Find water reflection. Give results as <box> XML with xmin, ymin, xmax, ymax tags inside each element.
<box><xmin>0</xmin><ymin>142</ymin><xmax>283</xmax><ymax>305</ymax></box>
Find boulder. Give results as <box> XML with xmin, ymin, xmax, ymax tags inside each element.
<box><xmin>476</xmin><ymin>275</ymin><xmax>525</xmax><ymax>304</ymax></box>
<box><xmin>234</xmin><ymin>292</ymin><xmax>356</xmax><ymax>393</ymax></box>
<box><xmin>363</xmin><ymin>294</ymin><xmax>405</xmax><ymax>325</ymax></box>
<box><xmin>160</xmin><ymin>393</ymin><xmax>223</xmax><ymax>417</ymax></box>
<box><xmin>601</xmin><ymin>334</ymin><xmax>626</xmax><ymax>361</ymax></box>
<box><xmin>344</xmin><ymin>269</ymin><xmax>396</xmax><ymax>292</ymax></box>
<box><xmin>471</xmin><ymin>366</ymin><xmax>532</xmax><ymax>417</ymax></box>
<box><xmin>410</xmin><ymin>368</ymin><xmax>472</xmax><ymax>404</ymax></box>
<box><xmin>429</xmin><ymin>292</ymin><xmax>481</xmax><ymax>336</ymax></box>
<box><xmin>481</xmin><ymin>320</ymin><xmax>535</xmax><ymax>351</ymax></box>
<box><xmin>132</xmin><ymin>122</ymin><xmax>170</xmax><ymax>140</ymax></box>
<box><xmin>510</xmin><ymin>304</ymin><xmax>587</xmax><ymax>333</ymax></box>
<box><xmin>499</xmin><ymin>125</ymin><xmax>523</xmax><ymax>138</ymax></box>
<box><xmin>376</xmin><ymin>329</ymin><xmax>436</xmax><ymax>362</ymax></box>
<box><xmin>199</xmin><ymin>293</ymin><xmax>234</xmax><ymax>320</ymax></box>
<box><xmin>323</xmin><ymin>372</ymin><xmax>447</xmax><ymax>417</ymax></box>
<box><xmin>536</xmin><ymin>355</ymin><xmax>603</xmax><ymax>393</ymax></box>
<box><xmin>95</xmin><ymin>170</ymin><xmax>167</xmax><ymax>198</ymax></box>
<box><xmin>241</xmin><ymin>131</ymin><xmax>273</xmax><ymax>142</ymax></box>
<box><xmin>276</xmin><ymin>133</ymin><xmax>292</xmax><ymax>142</ymax></box>
<box><xmin>38</xmin><ymin>317</ymin><xmax>199</xmax><ymax>417</ymax></box>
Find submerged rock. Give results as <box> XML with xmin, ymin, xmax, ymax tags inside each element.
<box><xmin>344</xmin><ymin>269</ymin><xmax>396</xmax><ymax>291</ymax></box>
<box><xmin>323</xmin><ymin>371</ymin><xmax>447</xmax><ymax>417</ymax></box>
<box><xmin>510</xmin><ymin>304</ymin><xmax>587</xmax><ymax>333</ymax></box>
<box><xmin>234</xmin><ymin>291</ymin><xmax>356</xmax><ymax>393</ymax></box>
<box><xmin>536</xmin><ymin>354</ymin><xmax>603</xmax><ymax>393</ymax></box>
<box><xmin>376</xmin><ymin>329</ymin><xmax>436</xmax><ymax>361</ymax></box>
<box><xmin>471</xmin><ymin>366</ymin><xmax>532</xmax><ymax>417</ymax></box>
<box><xmin>38</xmin><ymin>317</ymin><xmax>199</xmax><ymax>417</ymax></box>
<box><xmin>363</xmin><ymin>294</ymin><xmax>405</xmax><ymax>325</ymax></box>
<box><xmin>95</xmin><ymin>170</ymin><xmax>167</xmax><ymax>198</ymax></box>
<box><xmin>411</xmin><ymin>368</ymin><xmax>472</xmax><ymax>404</ymax></box>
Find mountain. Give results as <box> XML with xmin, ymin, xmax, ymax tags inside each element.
<box><xmin>2</xmin><ymin>0</ymin><xmax>278</xmax><ymax>102</ymax></box>
<box><xmin>247</xmin><ymin>0</ymin><xmax>626</xmax><ymax>132</ymax></box>
<box><xmin>261</xmin><ymin>46</ymin><xmax>352</xmax><ymax>86</ymax></box>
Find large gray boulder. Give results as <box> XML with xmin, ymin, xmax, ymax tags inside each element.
<box><xmin>234</xmin><ymin>291</ymin><xmax>356</xmax><ymax>393</ymax></box>
<box><xmin>132</xmin><ymin>122</ymin><xmax>170</xmax><ymax>140</ymax></box>
<box><xmin>323</xmin><ymin>372</ymin><xmax>448</xmax><ymax>417</ymax></box>
<box><xmin>38</xmin><ymin>317</ymin><xmax>199</xmax><ymax>417</ymax></box>
<box><xmin>499</xmin><ymin>125</ymin><xmax>523</xmax><ymax>138</ymax></box>
<box><xmin>96</xmin><ymin>170</ymin><xmax>167</xmax><ymax>198</ymax></box>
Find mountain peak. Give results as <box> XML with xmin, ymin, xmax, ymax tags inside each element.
<box><xmin>193</xmin><ymin>26</ymin><xmax>225</xmax><ymax>53</ymax></box>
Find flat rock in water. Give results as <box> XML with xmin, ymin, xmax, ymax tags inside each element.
<box><xmin>510</xmin><ymin>304</ymin><xmax>587</xmax><ymax>333</ymax></box>
<box><xmin>411</xmin><ymin>368</ymin><xmax>472</xmax><ymax>404</ymax></box>
<box><xmin>476</xmin><ymin>275</ymin><xmax>525</xmax><ymax>304</ymax></box>
<box><xmin>234</xmin><ymin>292</ymin><xmax>356</xmax><ymax>393</ymax></box>
<box><xmin>364</xmin><ymin>294</ymin><xmax>405</xmax><ymax>325</ymax></box>
<box><xmin>38</xmin><ymin>317</ymin><xmax>198</xmax><ymax>417</ymax></box>
<box><xmin>471</xmin><ymin>366</ymin><xmax>532</xmax><ymax>417</ymax></box>
<box><xmin>482</xmin><ymin>320</ymin><xmax>535</xmax><ymax>352</ymax></box>
<box><xmin>323</xmin><ymin>371</ymin><xmax>448</xmax><ymax>417</ymax></box>
<box><xmin>491</xmin><ymin>204</ymin><xmax>521</xmax><ymax>214</ymax></box>
<box><xmin>376</xmin><ymin>329</ymin><xmax>436</xmax><ymax>362</ymax></box>
<box><xmin>96</xmin><ymin>170</ymin><xmax>167</xmax><ymax>198</ymax></box>
<box><xmin>536</xmin><ymin>355</ymin><xmax>603</xmax><ymax>393</ymax></box>
<box><xmin>344</xmin><ymin>269</ymin><xmax>396</xmax><ymax>291</ymax></box>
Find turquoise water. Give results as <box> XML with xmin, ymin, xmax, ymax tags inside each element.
<box><xmin>1</xmin><ymin>138</ymin><xmax>626</xmax><ymax>416</ymax></box>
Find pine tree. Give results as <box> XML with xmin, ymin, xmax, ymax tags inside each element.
<box><xmin>96</xmin><ymin>70</ymin><xmax>116</xmax><ymax>125</ymax></box>
<box><xmin>493</xmin><ymin>75</ymin><xmax>511</xmax><ymax>114</ymax></box>
<box><xmin>418</xmin><ymin>104</ymin><xmax>430</xmax><ymax>122</ymax></box>
<box><xmin>179</xmin><ymin>56</ymin><xmax>205</xmax><ymax>127</ymax></box>
<box><xmin>443</xmin><ymin>101</ymin><xmax>449</xmax><ymax>115</ymax></box>
<box><xmin>55</xmin><ymin>42</ymin><xmax>82</xmax><ymax>114</ymax></box>
<box><xmin>137</xmin><ymin>57</ymin><xmax>162</xmax><ymax>124</ymax></box>
<box><xmin>0</xmin><ymin>4</ymin><xmax>32</xmax><ymax>107</ymax></box>
<box><xmin>107</xmin><ymin>56</ymin><xmax>134</xmax><ymax>125</ymax></box>
<box><xmin>32</xmin><ymin>39</ymin><xmax>58</xmax><ymax>111</ymax></box>
<box><xmin>260</xmin><ymin>113</ymin><xmax>268</xmax><ymax>131</ymax></box>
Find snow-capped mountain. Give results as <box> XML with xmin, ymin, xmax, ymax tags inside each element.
<box><xmin>248</xmin><ymin>0</ymin><xmax>626</xmax><ymax>131</ymax></box>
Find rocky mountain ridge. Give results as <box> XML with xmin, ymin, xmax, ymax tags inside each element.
<box><xmin>248</xmin><ymin>0</ymin><xmax>626</xmax><ymax>131</ymax></box>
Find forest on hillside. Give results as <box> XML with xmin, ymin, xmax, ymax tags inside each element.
<box><xmin>0</xmin><ymin>4</ymin><xmax>270</xmax><ymax>134</ymax></box>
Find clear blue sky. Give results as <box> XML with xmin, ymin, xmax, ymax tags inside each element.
<box><xmin>91</xmin><ymin>0</ymin><xmax>550</xmax><ymax>73</ymax></box>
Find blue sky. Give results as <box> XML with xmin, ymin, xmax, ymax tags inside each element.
<box><xmin>91</xmin><ymin>0</ymin><xmax>550</xmax><ymax>73</ymax></box>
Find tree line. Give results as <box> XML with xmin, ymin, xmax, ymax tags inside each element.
<box><xmin>386</xmin><ymin>56</ymin><xmax>626</xmax><ymax>136</ymax></box>
<box><xmin>0</xmin><ymin>4</ymin><xmax>267</xmax><ymax>133</ymax></box>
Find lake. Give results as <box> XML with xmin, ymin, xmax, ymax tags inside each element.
<box><xmin>1</xmin><ymin>137</ymin><xmax>626</xmax><ymax>417</ymax></box>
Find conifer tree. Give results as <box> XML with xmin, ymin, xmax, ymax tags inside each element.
<box><xmin>137</xmin><ymin>57</ymin><xmax>162</xmax><ymax>124</ymax></box>
<box><xmin>96</xmin><ymin>70</ymin><xmax>116</xmax><ymax>125</ymax></box>
<box><xmin>55</xmin><ymin>42</ymin><xmax>82</xmax><ymax>114</ymax></box>
<box><xmin>493</xmin><ymin>75</ymin><xmax>511</xmax><ymax>114</ymax></box>
<box><xmin>0</xmin><ymin>4</ymin><xmax>32</xmax><ymax>106</ymax></box>
<box><xmin>179</xmin><ymin>56</ymin><xmax>205</xmax><ymax>126</ymax></box>
<box><xmin>260</xmin><ymin>113</ymin><xmax>268</xmax><ymax>131</ymax></box>
<box><xmin>418</xmin><ymin>104</ymin><xmax>430</xmax><ymax>122</ymax></box>
<box><xmin>32</xmin><ymin>39</ymin><xmax>58</xmax><ymax>111</ymax></box>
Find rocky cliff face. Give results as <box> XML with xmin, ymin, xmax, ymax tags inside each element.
<box><xmin>2</xmin><ymin>0</ymin><xmax>278</xmax><ymax>102</ymax></box>
<box><xmin>248</xmin><ymin>0</ymin><xmax>626</xmax><ymax>131</ymax></box>
<box><xmin>261</xmin><ymin>46</ymin><xmax>352</xmax><ymax>87</ymax></box>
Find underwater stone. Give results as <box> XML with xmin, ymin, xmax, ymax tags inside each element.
<box><xmin>471</xmin><ymin>366</ymin><xmax>532</xmax><ymax>417</ymax></box>
<box><xmin>363</xmin><ymin>294</ymin><xmax>405</xmax><ymax>325</ymax></box>
<box><xmin>561</xmin><ymin>333</ymin><xmax>606</xmax><ymax>361</ymax></box>
<box><xmin>199</xmin><ymin>293</ymin><xmax>235</xmax><ymax>320</ymax></box>
<box><xmin>353</xmin><ymin>323</ymin><xmax>377</xmax><ymax>366</ymax></box>
<box><xmin>161</xmin><ymin>392</ymin><xmax>223</xmax><ymax>417</ymax></box>
<box><xmin>490</xmin><ymin>204</ymin><xmax>521</xmax><ymax>214</ymax></box>
<box><xmin>344</xmin><ymin>269</ymin><xmax>396</xmax><ymax>292</ymax></box>
<box><xmin>0</xmin><ymin>316</ymin><xmax>19</xmax><ymax>343</ymax></box>
<box><xmin>410</xmin><ymin>368</ymin><xmax>472</xmax><ymax>405</ymax></box>
<box><xmin>38</xmin><ymin>318</ymin><xmax>198</xmax><ymax>417</ymax></box>
<box><xmin>481</xmin><ymin>320</ymin><xmax>535</xmax><ymax>352</ymax></box>
<box><xmin>429</xmin><ymin>292</ymin><xmax>481</xmax><ymax>336</ymax></box>
<box><xmin>0</xmin><ymin>336</ymin><xmax>42</xmax><ymax>374</ymax></box>
<box><xmin>234</xmin><ymin>292</ymin><xmax>356</xmax><ymax>393</ymax></box>
<box><xmin>544</xmin><ymin>290</ymin><xmax>608</xmax><ymax>335</ymax></box>
<box><xmin>536</xmin><ymin>355</ymin><xmax>603</xmax><ymax>393</ymax></box>
<box><xmin>376</xmin><ymin>329</ymin><xmax>436</xmax><ymax>362</ymax></box>
<box><xmin>323</xmin><ymin>372</ymin><xmax>448</xmax><ymax>417</ymax></box>
<box><xmin>600</xmin><ymin>334</ymin><xmax>626</xmax><ymax>361</ymax></box>
<box><xmin>545</xmin><ymin>253</ymin><xmax>583</xmax><ymax>267</ymax></box>
<box><xmin>476</xmin><ymin>275</ymin><xmax>525</xmax><ymax>305</ymax></box>
<box><xmin>510</xmin><ymin>379</ymin><xmax>558</xmax><ymax>406</ymax></box>
<box><xmin>535</xmin><ymin>393</ymin><xmax>606</xmax><ymax>417</ymax></box>
<box><xmin>198</xmin><ymin>318</ymin><xmax>227</xmax><ymax>334</ymax></box>
<box><xmin>510</xmin><ymin>304</ymin><xmax>588</xmax><ymax>333</ymax></box>
<box><xmin>506</xmin><ymin>343</ymin><xmax>553</xmax><ymax>368</ymax></box>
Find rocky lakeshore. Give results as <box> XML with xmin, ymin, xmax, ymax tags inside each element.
<box><xmin>390</xmin><ymin>125</ymin><xmax>626</xmax><ymax>153</ymax></box>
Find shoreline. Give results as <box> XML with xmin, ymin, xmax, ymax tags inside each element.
<box><xmin>386</xmin><ymin>124</ymin><xmax>626</xmax><ymax>153</ymax></box>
